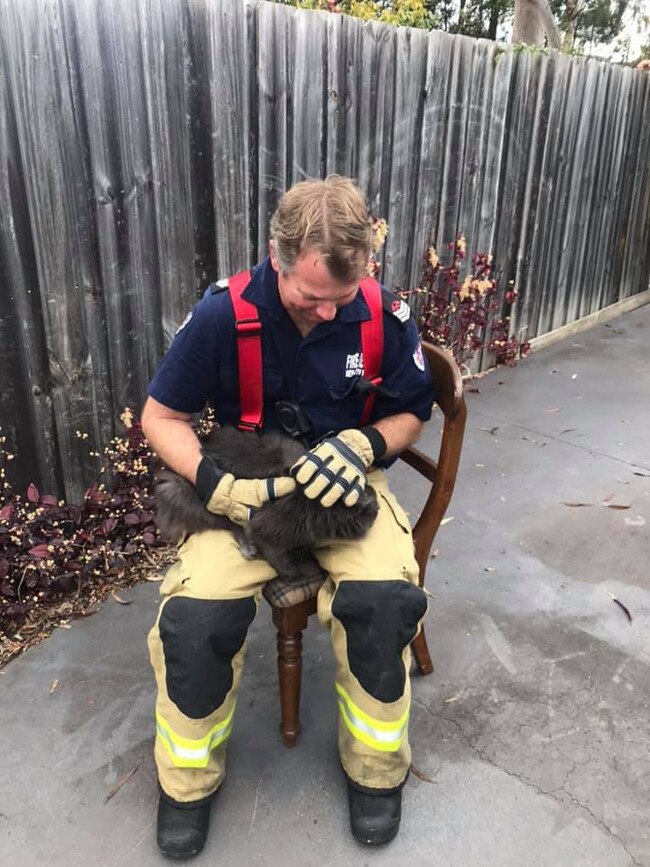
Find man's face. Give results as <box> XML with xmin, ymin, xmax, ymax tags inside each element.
<box><xmin>270</xmin><ymin>243</ymin><xmax>360</xmax><ymax>328</ymax></box>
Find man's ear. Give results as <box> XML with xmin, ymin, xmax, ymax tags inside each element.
<box><xmin>269</xmin><ymin>239</ymin><xmax>280</xmax><ymax>272</ymax></box>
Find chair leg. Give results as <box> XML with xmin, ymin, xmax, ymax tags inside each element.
<box><xmin>276</xmin><ymin>628</ymin><xmax>303</xmax><ymax>747</ymax></box>
<box><xmin>411</xmin><ymin>626</ymin><xmax>434</xmax><ymax>676</ymax></box>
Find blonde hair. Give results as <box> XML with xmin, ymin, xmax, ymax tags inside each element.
<box><xmin>270</xmin><ymin>175</ymin><xmax>373</xmax><ymax>282</ymax></box>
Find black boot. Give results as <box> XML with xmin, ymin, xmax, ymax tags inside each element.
<box><xmin>157</xmin><ymin>793</ymin><xmax>211</xmax><ymax>860</ymax></box>
<box><xmin>347</xmin><ymin>780</ymin><xmax>402</xmax><ymax>845</ymax></box>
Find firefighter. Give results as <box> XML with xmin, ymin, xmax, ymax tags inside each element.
<box><xmin>141</xmin><ymin>175</ymin><xmax>435</xmax><ymax>859</ymax></box>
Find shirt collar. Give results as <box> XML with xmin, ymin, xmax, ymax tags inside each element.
<box><xmin>243</xmin><ymin>256</ymin><xmax>371</xmax><ymax>324</ymax></box>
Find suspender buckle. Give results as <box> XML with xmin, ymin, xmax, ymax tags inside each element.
<box><xmin>235</xmin><ymin>317</ymin><xmax>262</xmax><ymax>336</ymax></box>
<box><xmin>237</xmin><ymin>420</ymin><xmax>261</xmax><ymax>432</ymax></box>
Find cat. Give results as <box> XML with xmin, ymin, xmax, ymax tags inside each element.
<box><xmin>154</xmin><ymin>426</ymin><xmax>379</xmax><ymax>583</ymax></box>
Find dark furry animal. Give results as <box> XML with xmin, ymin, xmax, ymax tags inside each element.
<box><xmin>155</xmin><ymin>427</ymin><xmax>379</xmax><ymax>583</ymax></box>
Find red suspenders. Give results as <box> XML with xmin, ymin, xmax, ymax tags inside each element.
<box><xmin>227</xmin><ymin>270</ymin><xmax>263</xmax><ymax>431</ymax></box>
<box><xmin>227</xmin><ymin>272</ymin><xmax>383</xmax><ymax>432</ymax></box>
<box><xmin>357</xmin><ymin>277</ymin><xmax>384</xmax><ymax>426</ymax></box>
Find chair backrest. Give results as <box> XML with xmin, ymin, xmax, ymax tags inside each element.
<box><xmin>399</xmin><ymin>342</ymin><xmax>467</xmax><ymax>580</ymax></box>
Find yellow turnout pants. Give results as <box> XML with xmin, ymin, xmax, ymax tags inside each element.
<box><xmin>148</xmin><ymin>470</ymin><xmax>427</xmax><ymax>804</ymax></box>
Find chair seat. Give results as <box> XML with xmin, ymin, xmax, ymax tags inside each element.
<box><xmin>263</xmin><ymin>573</ymin><xmax>325</xmax><ymax>608</ymax></box>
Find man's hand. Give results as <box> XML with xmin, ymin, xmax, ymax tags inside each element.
<box><xmin>196</xmin><ymin>455</ymin><xmax>296</xmax><ymax>525</ymax></box>
<box><xmin>290</xmin><ymin>427</ymin><xmax>386</xmax><ymax>508</ymax></box>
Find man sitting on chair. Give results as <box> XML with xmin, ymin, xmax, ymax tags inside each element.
<box><xmin>141</xmin><ymin>175</ymin><xmax>435</xmax><ymax>859</ymax></box>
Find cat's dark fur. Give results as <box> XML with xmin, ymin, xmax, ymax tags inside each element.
<box><xmin>154</xmin><ymin>426</ymin><xmax>379</xmax><ymax>583</ymax></box>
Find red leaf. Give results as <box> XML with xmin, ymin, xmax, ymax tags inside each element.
<box><xmin>123</xmin><ymin>513</ymin><xmax>140</xmax><ymax>525</ymax></box>
<box><xmin>0</xmin><ymin>504</ymin><xmax>14</xmax><ymax>522</ymax></box>
<box><xmin>29</xmin><ymin>544</ymin><xmax>50</xmax><ymax>558</ymax></box>
<box><xmin>101</xmin><ymin>517</ymin><xmax>119</xmax><ymax>535</ymax></box>
<box><xmin>27</xmin><ymin>483</ymin><xmax>40</xmax><ymax>503</ymax></box>
<box><xmin>85</xmin><ymin>485</ymin><xmax>108</xmax><ymax>504</ymax></box>
<box><xmin>142</xmin><ymin>532</ymin><xmax>156</xmax><ymax>546</ymax></box>
<box><xmin>41</xmin><ymin>494</ymin><xmax>59</xmax><ymax>506</ymax></box>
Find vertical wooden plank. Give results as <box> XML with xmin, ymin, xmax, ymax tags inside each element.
<box><xmin>435</xmin><ymin>34</ymin><xmax>474</xmax><ymax>257</ymax></box>
<box><xmin>324</xmin><ymin>10</ymin><xmax>365</xmax><ymax>181</ymax></box>
<box><xmin>619</xmin><ymin>76</ymin><xmax>650</xmax><ymax>301</ymax></box>
<box><xmin>290</xmin><ymin>7</ymin><xmax>327</xmax><ymax>185</ymax></box>
<box><xmin>524</xmin><ymin>52</ymin><xmax>570</xmax><ymax>337</ymax></box>
<box><xmin>0</xmin><ymin>24</ymin><xmax>60</xmax><ymax>494</ymax></box>
<box><xmin>209</xmin><ymin>0</ymin><xmax>251</xmax><ymax>273</ymax></box>
<box><xmin>542</xmin><ymin>58</ymin><xmax>588</xmax><ymax>330</ymax></box>
<box><xmin>608</xmin><ymin>68</ymin><xmax>646</xmax><ymax>303</ymax></box>
<box><xmin>139</xmin><ymin>0</ymin><xmax>197</xmax><ymax>342</ymax></box>
<box><xmin>473</xmin><ymin>43</ymin><xmax>511</xmax><ymax>259</ymax></box>
<box><xmin>186</xmin><ymin>0</ymin><xmax>219</xmax><ymax>293</ymax></box>
<box><xmin>408</xmin><ymin>28</ymin><xmax>455</xmax><ymax>303</ymax></box>
<box><xmin>355</xmin><ymin>20</ymin><xmax>396</xmax><ymax>225</ymax></box>
<box><xmin>383</xmin><ymin>25</ymin><xmax>429</xmax><ymax>289</ymax></box>
<box><xmin>589</xmin><ymin>66</ymin><xmax>629</xmax><ymax>312</ymax></box>
<box><xmin>256</xmin><ymin>0</ymin><xmax>290</xmax><ymax>258</ymax></box>
<box><xmin>455</xmin><ymin>39</ymin><xmax>495</xmax><ymax>261</ymax></box>
<box><xmin>558</xmin><ymin>58</ymin><xmax>609</xmax><ymax>322</ymax></box>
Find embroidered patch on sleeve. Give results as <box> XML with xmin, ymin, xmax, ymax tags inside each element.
<box><xmin>390</xmin><ymin>299</ymin><xmax>410</xmax><ymax>323</ymax></box>
<box><xmin>413</xmin><ymin>342</ymin><xmax>425</xmax><ymax>371</ymax></box>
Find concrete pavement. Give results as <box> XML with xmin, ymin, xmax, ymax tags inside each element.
<box><xmin>1</xmin><ymin>304</ymin><xmax>649</xmax><ymax>866</ymax></box>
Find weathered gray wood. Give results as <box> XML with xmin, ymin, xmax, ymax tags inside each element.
<box><xmin>139</xmin><ymin>0</ymin><xmax>197</xmax><ymax>341</ymax></box>
<box><xmin>384</xmin><ymin>26</ymin><xmax>429</xmax><ymax>289</ymax></box>
<box><xmin>0</xmin><ymin>0</ymin><xmax>648</xmax><ymax>500</ymax></box>
<box><xmin>0</xmin><ymin>26</ymin><xmax>61</xmax><ymax>496</ymax></box>
<box><xmin>0</xmin><ymin>0</ymin><xmax>114</xmax><ymax>500</ymax></box>
<box><xmin>209</xmin><ymin>0</ymin><xmax>251</xmax><ymax>273</ymax></box>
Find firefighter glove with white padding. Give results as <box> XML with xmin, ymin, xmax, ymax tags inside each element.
<box><xmin>195</xmin><ymin>454</ymin><xmax>296</xmax><ymax>525</ymax></box>
<box><xmin>290</xmin><ymin>427</ymin><xmax>386</xmax><ymax>508</ymax></box>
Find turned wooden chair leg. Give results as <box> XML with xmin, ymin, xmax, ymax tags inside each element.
<box><xmin>411</xmin><ymin>627</ymin><xmax>434</xmax><ymax>676</ymax></box>
<box><xmin>272</xmin><ymin>599</ymin><xmax>315</xmax><ymax>747</ymax></box>
<box><xmin>276</xmin><ymin>628</ymin><xmax>303</xmax><ymax>747</ymax></box>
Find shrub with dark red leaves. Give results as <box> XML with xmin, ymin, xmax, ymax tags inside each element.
<box><xmin>0</xmin><ymin>409</ymin><xmax>161</xmax><ymax>631</ymax></box>
<box><xmin>411</xmin><ymin>235</ymin><xmax>530</xmax><ymax>370</ymax></box>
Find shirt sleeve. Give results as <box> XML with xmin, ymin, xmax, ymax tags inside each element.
<box><xmin>371</xmin><ymin>311</ymin><xmax>435</xmax><ymax>424</ymax></box>
<box><xmin>147</xmin><ymin>293</ymin><xmax>220</xmax><ymax>413</ymax></box>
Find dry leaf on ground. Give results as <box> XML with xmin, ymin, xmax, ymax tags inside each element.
<box><xmin>111</xmin><ymin>591</ymin><xmax>132</xmax><ymax>605</ymax></box>
<box><xmin>607</xmin><ymin>592</ymin><xmax>632</xmax><ymax>624</ymax></box>
<box><xmin>104</xmin><ymin>766</ymin><xmax>139</xmax><ymax>804</ymax></box>
<box><xmin>410</xmin><ymin>763</ymin><xmax>437</xmax><ymax>784</ymax></box>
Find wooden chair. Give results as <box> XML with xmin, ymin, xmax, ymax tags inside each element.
<box><xmin>262</xmin><ymin>342</ymin><xmax>467</xmax><ymax>747</ymax></box>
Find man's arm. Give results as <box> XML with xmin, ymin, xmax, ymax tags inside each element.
<box><xmin>141</xmin><ymin>396</ymin><xmax>202</xmax><ymax>484</ymax></box>
<box><xmin>141</xmin><ymin>396</ymin><xmax>296</xmax><ymax>523</ymax></box>
<box><xmin>370</xmin><ymin>412</ymin><xmax>424</xmax><ymax>460</ymax></box>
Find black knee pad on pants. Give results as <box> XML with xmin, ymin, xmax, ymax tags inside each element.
<box><xmin>159</xmin><ymin>596</ymin><xmax>256</xmax><ymax>719</ymax></box>
<box><xmin>332</xmin><ymin>580</ymin><xmax>428</xmax><ymax>703</ymax></box>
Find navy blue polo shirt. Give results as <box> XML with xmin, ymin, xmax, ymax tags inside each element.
<box><xmin>148</xmin><ymin>257</ymin><xmax>435</xmax><ymax>445</ymax></box>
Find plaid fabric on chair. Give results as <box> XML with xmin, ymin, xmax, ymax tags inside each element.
<box><xmin>263</xmin><ymin>572</ymin><xmax>326</xmax><ymax>608</ymax></box>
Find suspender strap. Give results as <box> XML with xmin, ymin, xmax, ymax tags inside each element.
<box><xmin>228</xmin><ymin>270</ymin><xmax>263</xmax><ymax>431</ymax></box>
<box><xmin>358</xmin><ymin>277</ymin><xmax>384</xmax><ymax>426</ymax></box>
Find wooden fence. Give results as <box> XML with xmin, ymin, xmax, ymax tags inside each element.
<box><xmin>0</xmin><ymin>0</ymin><xmax>649</xmax><ymax>498</ymax></box>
